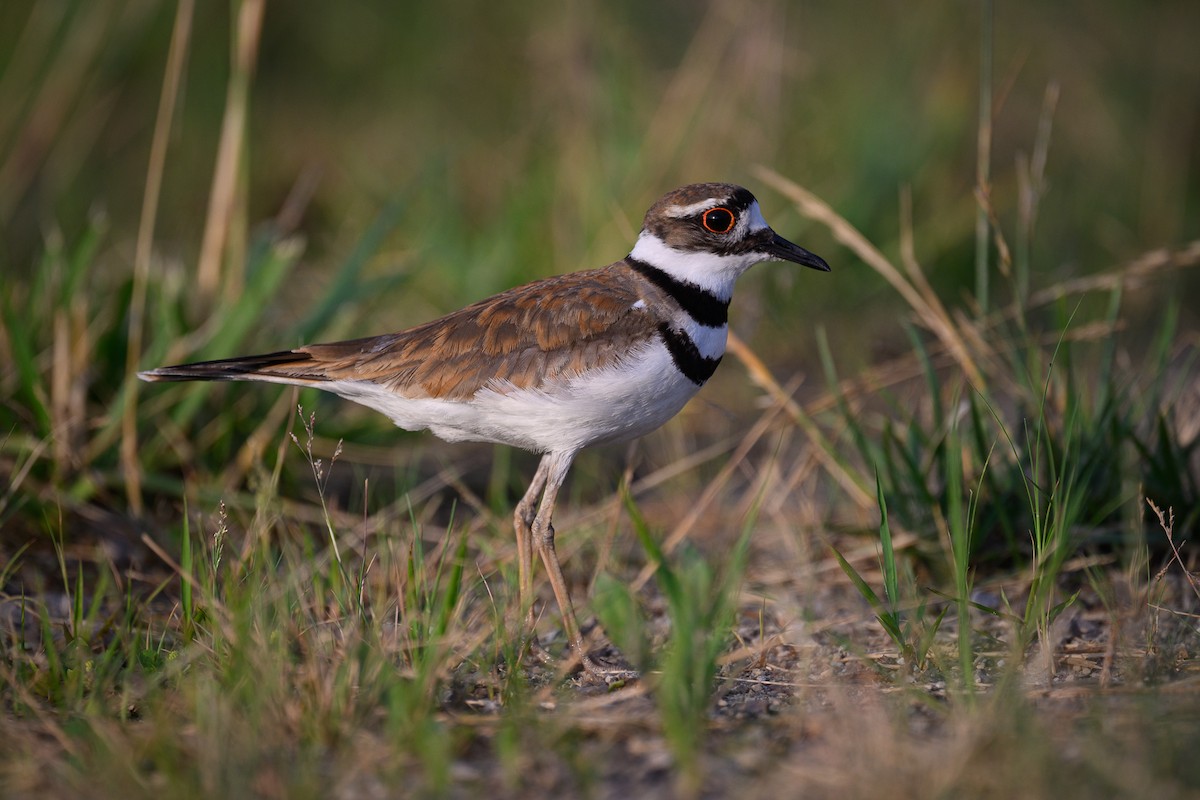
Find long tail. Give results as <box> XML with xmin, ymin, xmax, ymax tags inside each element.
<box><xmin>137</xmin><ymin>350</ymin><xmax>330</xmax><ymax>385</ymax></box>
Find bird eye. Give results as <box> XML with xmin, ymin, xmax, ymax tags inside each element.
<box><xmin>701</xmin><ymin>207</ymin><xmax>736</xmax><ymax>234</ymax></box>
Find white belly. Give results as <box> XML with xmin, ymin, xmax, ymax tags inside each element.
<box><xmin>325</xmin><ymin>338</ymin><xmax>707</xmax><ymax>454</ymax></box>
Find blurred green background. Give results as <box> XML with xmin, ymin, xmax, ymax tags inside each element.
<box><xmin>1</xmin><ymin>0</ymin><xmax>1199</xmax><ymax>520</ymax></box>
<box><xmin>4</xmin><ymin>0</ymin><xmax>1197</xmax><ymax>317</ymax></box>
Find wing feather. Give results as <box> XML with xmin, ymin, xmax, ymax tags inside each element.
<box><xmin>142</xmin><ymin>264</ymin><xmax>660</xmax><ymax>401</ymax></box>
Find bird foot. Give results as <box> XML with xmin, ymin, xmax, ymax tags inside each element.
<box><xmin>519</xmin><ymin>635</ymin><xmax>638</xmax><ymax>686</ymax></box>
<box><xmin>579</xmin><ymin>650</ymin><xmax>640</xmax><ymax>686</ymax></box>
<box><xmin>522</xmin><ymin>632</ymin><xmax>555</xmax><ymax>665</ymax></box>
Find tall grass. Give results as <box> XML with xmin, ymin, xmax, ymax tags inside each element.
<box><xmin>2</xmin><ymin>430</ymin><xmax>479</xmax><ymax>795</ymax></box>
<box><xmin>594</xmin><ymin>490</ymin><xmax>753</xmax><ymax>794</ymax></box>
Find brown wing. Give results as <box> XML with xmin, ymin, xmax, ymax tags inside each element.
<box><xmin>287</xmin><ymin>264</ymin><xmax>656</xmax><ymax>399</ymax></box>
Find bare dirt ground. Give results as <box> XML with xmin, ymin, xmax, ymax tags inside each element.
<box><xmin>4</xmin><ymin>453</ymin><xmax>1200</xmax><ymax>799</ymax></box>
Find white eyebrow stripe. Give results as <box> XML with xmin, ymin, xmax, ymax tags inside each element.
<box><xmin>664</xmin><ymin>198</ymin><xmax>725</xmax><ymax>218</ymax></box>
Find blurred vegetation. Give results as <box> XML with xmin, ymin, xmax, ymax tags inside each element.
<box><xmin>1</xmin><ymin>0</ymin><xmax>1196</xmax><ymax>502</ymax></box>
<box><xmin>3</xmin><ymin>1</ymin><xmax>1198</xmax><ymax>319</ymax></box>
<box><xmin>3</xmin><ymin>1</ymin><xmax>1200</xmax><ymax>797</ymax></box>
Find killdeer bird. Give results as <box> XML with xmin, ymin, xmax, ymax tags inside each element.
<box><xmin>140</xmin><ymin>182</ymin><xmax>830</xmax><ymax>675</ymax></box>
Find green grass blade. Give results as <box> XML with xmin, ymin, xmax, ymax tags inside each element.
<box><xmin>875</xmin><ymin>469</ymin><xmax>900</xmax><ymax>613</ymax></box>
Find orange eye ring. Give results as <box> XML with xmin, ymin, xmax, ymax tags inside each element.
<box><xmin>701</xmin><ymin>207</ymin><xmax>736</xmax><ymax>234</ymax></box>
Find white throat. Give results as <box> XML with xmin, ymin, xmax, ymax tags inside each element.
<box><xmin>628</xmin><ymin>232</ymin><xmax>759</xmax><ymax>301</ymax></box>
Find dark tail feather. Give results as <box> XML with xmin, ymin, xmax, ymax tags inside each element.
<box><xmin>138</xmin><ymin>350</ymin><xmax>327</xmax><ymax>383</ymax></box>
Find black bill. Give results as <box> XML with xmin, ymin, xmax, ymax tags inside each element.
<box><xmin>766</xmin><ymin>232</ymin><xmax>831</xmax><ymax>272</ymax></box>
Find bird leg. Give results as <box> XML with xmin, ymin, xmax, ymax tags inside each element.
<box><xmin>518</xmin><ymin>449</ymin><xmax>629</xmax><ymax>678</ymax></box>
<box><xmin>512</xmin><ymin>455</ymin><xmax>553</xmax><ymax>662</ymax></box>
<box><xmin>514</xmin><ymin>456</ymin><xmax>553</xmax><ymax>620</ymax></box>
<box><xmin>527</xmin><ymin>450</ymin><xmax>606</xmax><ymax>674</ymax></box>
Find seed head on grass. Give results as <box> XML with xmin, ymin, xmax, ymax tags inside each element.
<box><xmin>289</xmin><ymin>404</ymin><xmax>346</xmax><ymax>571</ymax></box>
<box><xmin>211</xmin><ymin>500</ymin><xmax>227</xmax><ymax>578</ymax></box>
